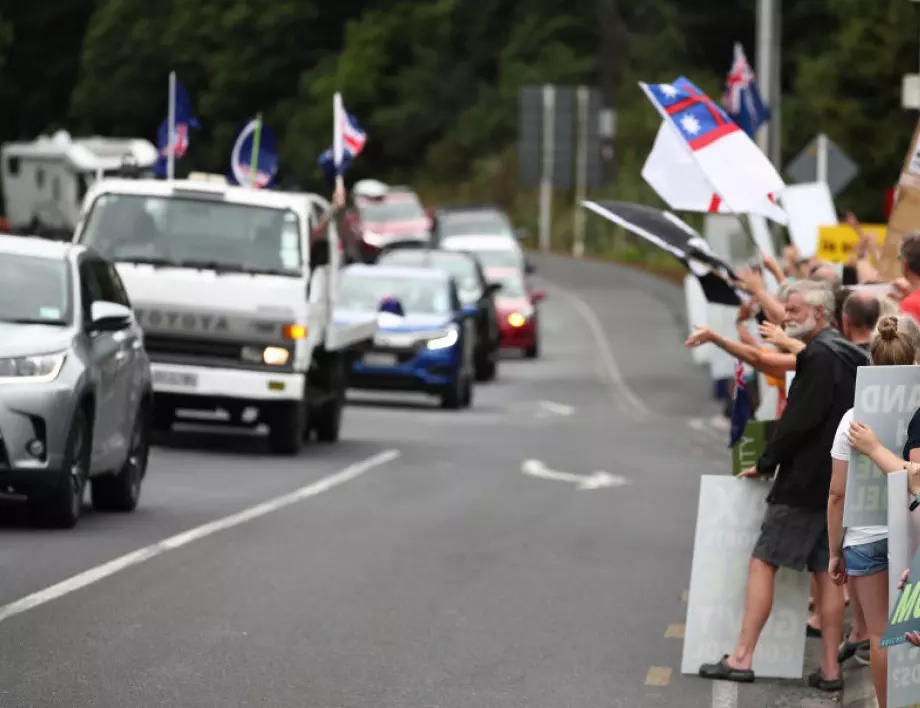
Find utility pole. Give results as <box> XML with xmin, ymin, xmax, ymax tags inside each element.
<box><xmin>597</xmin><ymin>0</ymin><xmax>619</xmax><ymax>184</ymax></box>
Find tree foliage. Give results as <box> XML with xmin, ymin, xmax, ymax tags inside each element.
<box><xmin>0</xmin><ymin>0</ymin><xmax>917</xmax><ymax>223</ymax></box>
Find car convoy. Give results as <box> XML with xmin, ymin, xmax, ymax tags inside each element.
<box><xmin>0</xmin><ymin>168</ymin><xmax>544</xmax><ymax>529</ymax></box>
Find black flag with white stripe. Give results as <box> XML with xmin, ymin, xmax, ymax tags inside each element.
<box><xmin>582</xmin><ymin>200</ymin><xmax>742</xmax><ymax>306</ymax></box>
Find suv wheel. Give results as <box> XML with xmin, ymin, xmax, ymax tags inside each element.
<box><xmin>39</xmin><ymin>409</ymin><xmax>90</xmax><ymax>529</ymax></box>
<box><xmin>92</xmin><ymin>406</ymin><xmax>149</xmax><ymax>512</ymax></box>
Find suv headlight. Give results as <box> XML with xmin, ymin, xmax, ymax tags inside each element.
<box><xmin>426</xmin><ymin>327</ymin><xmax>459</xmax><ymax>350</ymax></box>
<box><xmin>0</xmin><ymin>352</ymin><xmax>67</xmax><ymax>383</ymax></box>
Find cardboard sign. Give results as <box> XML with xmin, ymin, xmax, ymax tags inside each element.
<box><xmin>879</xmin><ymin>119</ymin><xmax>920</xmax><ymax>281</ymax></box>
<box><xmin>731</xmin><ymin>420</ymin><xmax>777</xmax><ymax>475</ymax></box>
<box><xmin>887</xmin><ymin>471</ymin><xmax>920</xmax><ymax>707</ymax></box>
<box><xmin>816</xmin><ymin>224</ymin><xmax>886</xmax><ymax>264</ymax></box>
<box><xmin>681</xmin><ymin>476</ymin><xmax>809</xmax><ymax>678</ymax></box>
<box><xmin>779</xmin><ymin>182</ymin><xmax>837</xmax><ymax>258</ymax></box>
<box><xmin>845</xmin><ymin>366</ymin><xmax>919</xmax><ymax>527</ymax></box>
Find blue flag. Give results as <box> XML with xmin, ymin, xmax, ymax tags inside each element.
<box><xmin>227</xmin><ymin>116</ymin><xmax>279</xmax><ymax>189</ymax></box>
<box><xmin>722</xmin><ymin>43</ymin><xmax>769</xmax><ymax>139</ymax></box>
<box><xmin>728</xmin><ymin>359</ymin><xmax>753</xmax><ymax>449</ymax></box>
<box><xmin>153</xmin><ymin>76</ymin><xmax>200</xmax><ymax>178</ymax></box>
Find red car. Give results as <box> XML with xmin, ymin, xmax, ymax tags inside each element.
<box><xmin>486</xmin><ymin>267</ymin><xmax>545</xmax><ymax>358</ymax></box>
<box><xmin>348</xmin><ymin>186</ymin><xmax>431</xmax><ymax>262</ymax></box>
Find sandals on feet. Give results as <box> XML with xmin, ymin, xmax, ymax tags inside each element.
<box><xmin>838</xmin><ymin>638</ymin><xmax>870</xmax><ymax>663</ymax></box>
<box><xmin>699</xmin><ymin>656</ymin><xmax>755</xmax><ymax>683</ymax></box>
<box><xmin>807</xmin><ymin>670</ymin><xmax>843</xmax><ymax>692</ymax></box>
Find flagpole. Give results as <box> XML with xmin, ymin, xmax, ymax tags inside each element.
<box><xmin>249</xmin><ymin>113</ymin><xmax>263</xmax><ymax>188</ymax></box>
<box><xmin>333</xmin><ymin>93</ymin><xmax>345</xmax><ymax>194</ymax></box>
<box><xmin>167</xmin><ymin>71</ymin><xmax>176</xmax><ymax>181</ymax></box>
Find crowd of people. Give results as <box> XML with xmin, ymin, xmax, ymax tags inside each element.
<box><xmin>681</xmin><ymin>221</ymin><xmax>920</xmax><ymax>705</ymax></box>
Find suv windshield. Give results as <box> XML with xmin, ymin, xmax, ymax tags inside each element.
<box><xmin>0</xmin><ymin>254</ymin><xmax>70</xmax><ymax>325</ymax></box>
<box><xmin>378</xmin><ymin>251</ymin><xmax>481</xmax><ymax>298</ymax></box>
<box><xmin>79</xmin><ymin>193</ymin><xmax>303</xmax><ymax>275</ymax></box>
<box><xmin>358</xmin><ymin>198</ymin><xmax>425</xmax><ymax>223</ymax></box>
<box><xmin>440</xmin><ymin>211</ymin><xmax>512</xmax><ymax>238</ymax></box>
<box><xmin>339</xmin><ymin>274</ymin><xmax>450</xmax><ymax>316</ymax></box>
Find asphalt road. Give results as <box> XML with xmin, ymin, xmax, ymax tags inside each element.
<box><xmin>0</xmin><ymin>254</ymin><xmax>835</xmax><ymax>708</ymax></box>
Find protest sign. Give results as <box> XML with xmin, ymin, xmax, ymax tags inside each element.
<box><xmin>882</xmin><ymin>543</ymin><xmax>920</xmax><ymax>650</ymax></box>
<box><xmin>681</xmin><ymin>476</ymin><xmax>809</xmax><ymax>678</ymax></box>
<box><xmin>879</xmin><ymin>118</ymin><xmax>920</xmax><ymax>281</ymax></box>
<box><xmin>887</xmin><ymin>471</ymin><xmax>920</xmax><ymax>708</ymax></box>
<box><xmin>730</xmin><ymin>420</ymin><xmax>776</xmax><ymax>475</ymax></box>
<box><xmin>816</xmin><ymin>224</ymin><xmax>886</xmax><ymax>264</ymax></box>
<box><xmin>845</xmin><ymin>366</ymin><xmax>918</xmax><ymax>528</ymax></box>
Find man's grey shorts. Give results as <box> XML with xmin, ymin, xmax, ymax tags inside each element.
<box><xmin>752</xmin><ymin>503</ymin><xmax>830</xmax><ymax>573</ymax></box>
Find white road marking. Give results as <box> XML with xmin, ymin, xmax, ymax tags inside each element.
<box><xmin>544</xmin><ymin>283</ymin><xmax>652</xmax><ymax>419</ymax></box>
<box><xmin>537</xmin><ymin>400</ymin><xmax>575</xmax><ymax>416</ymax></box>
<box><xmin>0</xmin><ymin>449</ymin><xmax>401</xmax><ymax>625</ymax></box>
<box><xmin>521</xmin><ymin>459</ymin><xmax>628</xmax><ymax>490</ymax></box>
<box><xmin>711</xmin><ymin>680</ymin><xmax>738</xmax><ymax>708</ymax></box>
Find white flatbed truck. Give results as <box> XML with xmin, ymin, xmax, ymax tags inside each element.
<box><xmin>72</xmin><ymin>174</ymin><xmax>376</xmax><ymax>454</ymax></box>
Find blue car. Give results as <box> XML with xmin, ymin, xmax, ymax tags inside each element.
<box><xmin>335</xmin><ymin>264</ymin><xmax>478</xmax><ymax>409</ymax></box>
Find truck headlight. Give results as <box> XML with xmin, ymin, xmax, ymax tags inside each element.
<box><xmin>507</xmin><ymin>312</ymin><xmax>527</xmax><ymax>327</ymax></box>
<box><xmin>426</xmin><ymin>328</ymin><xmax>459</xmax><ymax>350</ymax></box>
<box><xmin>0</xmin><ymin>352</ymin><xmax>66</xmax><ymax>383</ymax></box>
<box><xmin>262</xmin><ymin>346</ymin><xmax>290</xmax><ymax>366</ymax></box>
<box><xmin>242</xmin><ymin>346</ymin><xmax>290</xmax><ymax>366</ymax></box>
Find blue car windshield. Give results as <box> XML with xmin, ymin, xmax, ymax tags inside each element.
<box><xmin>339</xmin><ymin>274</ymin><xmax>451</xmax><ymax>316</ymax></box>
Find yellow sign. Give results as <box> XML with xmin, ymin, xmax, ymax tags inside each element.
<box><xmin>816</xmin><ymin>224</ymin><xmax>887</xmax><ymax>264</ymax></box>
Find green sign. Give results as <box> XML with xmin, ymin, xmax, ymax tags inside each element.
<box><xmin>731</xmin><ymin>420</ymin><xmax>777</xmax><ymax>476</ymax></box>
<box><xmin>882</xmin><ymin>545</ymin><xmax>920</xmax><ymax>648</ymax></box>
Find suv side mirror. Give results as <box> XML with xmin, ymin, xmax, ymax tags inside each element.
<box><xmin>530</xmin><ymin>289</ymin><xmax>546</xmax><ymax>303</ymax></box>
<box><xmin>90</xmin><ymin>301</ymin><xmax>133</xmax><ymax>332</ymax></box>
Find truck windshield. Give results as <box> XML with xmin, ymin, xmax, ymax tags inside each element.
<box><xmin>79</xmin><ymin>193</ymin><xmax>303</xmax><ymax>276</ymax></box>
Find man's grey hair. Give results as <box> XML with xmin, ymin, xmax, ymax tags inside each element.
<box><xmin>786</xmin><ymin>279</ymin><xmax>836</xmax><ymax>321</ymax></box>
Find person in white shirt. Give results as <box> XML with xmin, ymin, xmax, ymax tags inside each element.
<box><xmin>827</xmin><ymin>314</ymin><xmax>920</xmax><ymax>707</ymax></box>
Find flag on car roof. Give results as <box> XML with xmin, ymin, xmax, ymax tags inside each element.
<box><xmin>722</xmin><ymin>43</ymin><xmax>769</xmax><ymax>140</ymax></box>
<box><xmin>582</xmin><ymin>199</ymin><xmax>742</xmax><ymax>306</ymax></box>
<box><xmin>639</xmin><ymin>76</ymin><xmax>787</xmax><ymax>224</ymax></box>
<box><xmin>728</xmin><ymin>359</ymin><xmax>753</xmax><ymax>449</ymax></box>
<box><xmin>153</xmin><ymin>75</ymin><xmax>200</xmax><ymax>179</ymax></box>
<box><xmin>318</xmin><ymin>94</ymin><xmax>367</xmax><ymax>185</ymax></box>
<box><xmin>227</xmin><ymin>115</ymin><xmax>279</xmax><ymax>189</ymax></box>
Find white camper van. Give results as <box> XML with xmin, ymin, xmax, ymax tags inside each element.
<box><xmin>1</xmin><ymin>131</ymin><xmax>157</xmax><ymax>239</ymax></box>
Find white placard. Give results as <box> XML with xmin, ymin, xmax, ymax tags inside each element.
<box><xmin>684</xmin><ymin>275</ymin><xmax>710</xmax><ymax>365</ymax></box>
<box><xmin>845</xmin><ymin>366</ymin><xmax>918</xmax><ymax>527</ymax></box>
<box><xmin>681</xmin><ymin>476</ymin><xmax>810</xmax><ymax>678</ymax></box>
<box><xmin>779</xmin><ymin>183</ymin><xmax>837</xmax><ymax>258</ymax></box>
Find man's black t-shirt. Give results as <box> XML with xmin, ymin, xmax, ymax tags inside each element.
<box><xmin>757</xmin><ymin>328</ymin><xmax>868</xmax><ymax>509</ymax></box>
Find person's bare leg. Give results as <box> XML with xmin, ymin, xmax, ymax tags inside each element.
<box><xmin>808</xmin><ymin>576</ymin><xmax>822</xmax><ymax>631</ymax></box>
<box><xmin>846</xmin><ymin>584</ymin><xmax>869</xmax><ymax>643</ymax></box>
<box><xmin>814</xmin><ymin>571</ymin><xmax>845</xmax><ymax>679</ymax></box>
<box><xmin>726</xmin><ymin>557</ymin><xmax>777</xmax><ymax>670</ymax></box>
<box><xmin>851</xmin><ymin>571</ymin><xmax>890</xmax><ymax>706</ymax></box>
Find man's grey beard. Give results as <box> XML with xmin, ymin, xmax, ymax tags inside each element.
<box><xmin>785</xmin><ymin>314</ymin><xmax>817</xmax><ymax>341</ymax></box>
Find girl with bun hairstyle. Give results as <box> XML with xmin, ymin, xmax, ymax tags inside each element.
<box><xmin>828</xmin><ymin>314</ymin><xmax>920</xmax><ymax>707</ymax></box>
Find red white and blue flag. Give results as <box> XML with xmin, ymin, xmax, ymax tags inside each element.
<box><xmin>722</xmin><ymin>43</ymin><xmax>769</xmax><ymax>139</ymax></box>
<box><xmin>318</xmin><ymin>94</ymin><xmax>367</xmax><ymax>184</ymax></box>
<box><xmin>639</xmin><ymin>76</ymin><xmax>787</xmax><ymax>224</ymax></box>
<box><xmin>728</xmin><ymin>359</ymin><xmax>753</xmax><ymax>449</ymax></box>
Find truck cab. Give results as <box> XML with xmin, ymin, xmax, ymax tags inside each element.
<box><xmin>72</xmin><ymin>174</ymin><xmax>376</xmax><ymax>454</ymax></box>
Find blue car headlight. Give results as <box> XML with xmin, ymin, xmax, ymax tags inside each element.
<box><xmin>426</xmin><ymin>326</ymin><xmax>459</xmax><ymax>351</ymax></box>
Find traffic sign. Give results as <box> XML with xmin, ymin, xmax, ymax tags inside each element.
<box><xmin>784</xmin><ymin>134</ymin><xmax>859</xmax><ymax>196</ymax></box>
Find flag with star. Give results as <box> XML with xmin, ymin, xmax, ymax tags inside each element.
<box><xmin>638</xmin><ymin>77</ymin><xmax>788</xmax><ymax>224</ymax></box>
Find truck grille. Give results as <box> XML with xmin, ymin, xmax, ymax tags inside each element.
<box><xmin>144</xmin><ymin>334</ymin><xmax>243</xmax><ymax>361</ymax></box>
